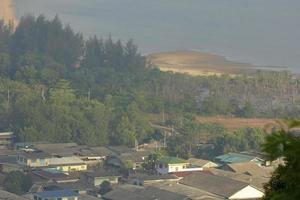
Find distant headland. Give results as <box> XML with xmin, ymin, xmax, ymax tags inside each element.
<box><xmin>148</xmin><ymin>51</ymin><xmax>288</xmax><ymax>76</ymax></box>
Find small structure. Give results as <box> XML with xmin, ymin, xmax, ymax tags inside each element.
<box><xmin>0</xmin><ymin>155</ymin><xmax>24</xmax><ymax>173</ymax></box>
<box><xmin>17</xmin><ymin>151</ymin><xmax>51</xmax><ymax>167</ymax></box>
<box><xmin>187</xmin><ymin>158</ymin><xmax>218</xmax><ymax>168</ymax></box>
<box><xmin>49</xmin><ymin>157</ymin><xmax>87</xmax><ymax>172</ymax></box>
<box><xmin>128</xmin><ymin>173</ymin><xmax>180</xmax><ymax>186</ymax></box>
<box><xmin>32</xmin><ymin>169</ymin><xmax>79</xmax><ymax>183</ymax></box>
<box><xmin>84</xmin><ymin>169</ymin><xmax>121</xmax><ymax>186</ymax></box>
<box><xmin>180</xmin><ymin>172</ymin><xmax>264</xmax><ymax>199</ymax></box>
<box><xmin>119</xmin><ymin>150</ymin><xmax>152</xmax><ymax>170</ymax></box>
<box><xmin>106</xmin><ymin>150</ymin><xmax>151</xmax><ymax>170</ymax></box>
<box><xmin>221</xmin><ymin>162</ymin><xmax>273</xmax><ymax>178</ymax></box>
<box><xmin>103</xmin><ymin>184</ymin><xmax>190</xmax><ymax>200</ymax></box>
<box><xmin>17</xmin><ymin>151</ymin><xmax>87</xmax><ymax>172</ymax></box>
<box><xmin>34</xmin><ymin>189</ymin><xmax>79</xmax><ymax>200</ymax></box>
<box><xmin>0</xmin><ymin>132</ymin><xmax>14</xmax><ymax>150</ymax></box>
<box><xmin>215</xmin><ymin>153</ymin><xmax>265</xmax><ymax>166</ymax></box>
<box><xmin>0</xmin><ymin>189</ymin><xmax>28</xmax><ymax>200</ymax></box>
<box><xmin>156</xmin><ymin>156</ymin><xmax>202</xmax><ymax>175</ymax></box>
<box><xmin>208</xmin><ymin>168</ymin><xmax>270</xmax><ymax>191</ymax></box>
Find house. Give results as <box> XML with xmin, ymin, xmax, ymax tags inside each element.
<box><xmin>0</xmin><ymin>189</ymin><xmax>28</xmax><ymax>200</ymax></box>
<box><xmin>17</xmin><ymin>151</ymin><xmax>51</xmax><ymax>167</ymax></box>
<box><xmin>156</xmin><ymin>156</ymin><xmax>202</xmax><ymax>175</ymax></box>
<box><xmin>103</xmin><ymin>184</ymin><xmax>190</xmax><ymax>200</ymax></box>
<box><xmin>128</xmin><ymin>173</ymin><xmax>180</xmax><ymax>186</ymax></box>
<box><xmin>49</xmin><ymin>157</ymin><xmax>87</xmax><ymax>172</ymax></box>
<box><xmin>221</xmin><ymin>162</ymin><xmax>273</xmax><ymax>178</ymax></box>
<box><xmin>0</xmin><ymin>155</ymin><xmax>24</xmax><ymax>173</ymax></box>
<box><xmin>33</xmin><ymin>189</ymin><xmax>79</xmax><ymax>200</ymax></box>
<box><xmin>106</xmin><ymin>150</ymin><xmax>152</xmax><ymax>170</ymax></box>
<box><xmin>208</xmin><ymin>168</ymin><xmax>270</xmax><ymax>191</ymax></box>
<box><xmin>84</xmin><ymin>169</ymin><xmax>122</xmax><ymax>186</ymax></box>
<box><xmin>0</xmin><ymin>132</ymin><xmax>15</xmax><ymax>150</ymax></box>
<box><xmin>215</xmin><ymin>153</ymin><xmax>265</xmax><ymax>166</ymax></box>
<box><xmin>180</xmin><ymin>172</ymin><xmax>264</xmax><ymax>199</ymax></box>
<box><xmin>119</xmin><ymin>150</ymin><xmax>152</xmax><ymax>169</ymax></box>
<box><xmin>41</xmin><ymin>180</ymin><xmax>97</xmax><ymax>195</ymax></box>
<box><xmin>187</xmin><ymin>158</ymin><xmax>218</xmax><ymax>168</ymax></box>
<box><xmin>150</xmin><ymin>181</ymin><xmax>223</xmax><ymax>200</ymax></box>
<box><xmin>17</xmin><ymin>151</ymin><xmax>87</xmax><ymax>172</ymax></box>
<box><xmin>32</xmin><ymin>168</ymin><xmax>79</xmax><ymax>183</ymax></box>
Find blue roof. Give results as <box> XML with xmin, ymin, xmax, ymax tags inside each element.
<box><xmin>35</xmin><ymin>190</ymin><xmax>78</xmax><ymax>198</ymax></box>
<box><xmin>215</xmin><ymin>153</ymin><xmax>259</xmax><ymax>164</ymax></box>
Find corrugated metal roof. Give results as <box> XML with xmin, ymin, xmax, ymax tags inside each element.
<box><xmin>215</xmin><ymin>153</ymin><xmax>258</xmax><ymax>164</ymax></box>
<box><xmin>159</xmin><ymin>156</ymin><xmax>187</xmax><ymax>164</ymax></box>
<box><xmin>35</xmin><ymin>189</ymin><xmax>78</xmax><ymax>198</ymax></box>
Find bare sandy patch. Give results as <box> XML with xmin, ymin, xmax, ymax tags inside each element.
<box><xmin>148</xmin><ymin>50</ymin><xmax>280</xmax><ymax>76</ymax></box>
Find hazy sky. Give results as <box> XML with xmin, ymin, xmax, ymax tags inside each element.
<box><xmin>14</xmin><ymin>0</ymin><xmax>300</xmax><ymax>72</ymax></box>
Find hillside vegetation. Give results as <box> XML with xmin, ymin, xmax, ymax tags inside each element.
<box><xmin>0</xmin><ymin>15</ymin><xmax>299</xmax><ymax>159</ymax></box>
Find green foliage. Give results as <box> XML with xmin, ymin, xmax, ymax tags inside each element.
<box><xmin>0</xmin><ymin>14</ymin><xmax>297</xmax><ymax>152</ymax></box>
<box><xmin>143</xmin><ymin>151</ymin><xmax>165</xmax><ymax>172</ymax></box>
<box><xmin>99</xmin><ymin>180</ymin><xmax>112</xmax><ymax>195</ymax></box>
<box><xmin>262</xmin><ymin>120</ymin><xmax>300</xmax><ymax>200</ymax></box>
<box><xmin>3</xmin><ymin>171</ymin><xmax>32</xmax><ymax>195</ymax></box>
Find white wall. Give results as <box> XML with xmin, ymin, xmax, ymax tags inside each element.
<box><xmin>229</xmin><ymin>185</ymin><xmax>264</xmax><ymax>199</ymax></box>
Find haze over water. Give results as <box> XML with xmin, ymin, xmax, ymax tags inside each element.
<box><xmin>14</xmin><ymin>0</ymin><xmax>300</xmax><ymax>72</ymax></box>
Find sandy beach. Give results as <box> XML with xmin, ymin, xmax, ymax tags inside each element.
<box><xmin>148</xmin><ymin>51</ymin><xmax>286</xmax><ymax>76</ymax></box>
<box><xmin>0</xmin><ymin>0</ymin><xmax>18</xmax><ymax>25</ymax></box>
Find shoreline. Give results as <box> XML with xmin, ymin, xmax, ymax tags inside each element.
<box><xmin>148</xmin><ymin>50</ymin><xmax>289</xmax><ymax>76</ymax></box>
<box><xmin>0</xmin><ymin>0</ymin><xmax>18</xmax><ymax>25</ymax></box>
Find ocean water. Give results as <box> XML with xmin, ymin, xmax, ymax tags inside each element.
<box><xmin>14</xmin><ymin>0</ymin><xmax>300</xmax><ymax>72</ymax></box>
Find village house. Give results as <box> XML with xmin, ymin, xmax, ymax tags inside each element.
<box><xmin>215</xmin><ymin>152</ymin><xmax>265</xmax><ymax>166</ymax></box>
<box><xmin>221</xmin><ymin>162</ymin><xmax>274</xmax><ymax>178</ymax></box>
<box><xmin>128</xmin><ymin>173</ymin><xmax>180</xmax><ymax>186</ymax></box>
<box><xmin>156</xmin><ymin>156</ymin><xmax>202</xmax><ymax>175</ymax></box>
<box><xmin>0</xmin><ymin>189</ymin><xmax>28</xmax><ymax>200</ymax></box>
<box><xmin>83</xmin><ymin>169</ymin><xmax>122</xmax><ymax>186</ymax></box>
<box><xmin>187</xmin><ymin>158</ymin><xmax>218</xmax><ymax>168</ymax></box>
<box><xmin>49</xmin><ymin>157</ymin><xmax>87</xmax><ymax>172</ymax></box>
<box><xmin>103</xmin><ymin>184</ymin><xmax>191</xmax><ymax>200</ymax></box>
<box><xmin>180</xmin><ymin>172</ymin><xmax>264</xmax><ymax>199</ymax></box>
<box><xmin>0</xmin><ymin>132</ymin><xmax>15</xmax><ymax>150</ymax></box>
<box><xmin>0</xmin><ymin>155</ymin><xmax>24</xmax><ymax>173</ymax></box>
<box><xmin>17</xmin><ymin>151</ymin><xmax>51</xmax><ymax>168</ymax></box>
<box><xmin>106</xmin><ymin>147</ymin><xmax>152</xmax><ymax>170</ymax></box>
<box><xmin>17</xmin><ymin>151</ymin><xmax>87</xmax><ymax>172</ymax></box>
<box><xmin>33</xmin><ymin>189</ymin><xmax>79</xmax><ymax>200</ymax></box>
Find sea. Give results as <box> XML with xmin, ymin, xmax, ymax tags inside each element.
<box><xmin>14</xmin><ymin>0</ymin><xmax>300</xmax><ymax>72</ymax></box>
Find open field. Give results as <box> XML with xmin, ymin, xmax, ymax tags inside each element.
<box><xmin>148</xmin><ymin>51</ymin><xmax>285</xmax><ymax>76</ymax></box>
<box><xmin>149</xmin><ymin>114</ymin><xmax>278</xmax><ymax>132</ymax></box>
<box><xmin>0</xmin><ymin>0</ymin><xmax>18</xmax><ymax>25</ymax></box>
<box><xmin>197</xmin><ymin>116</ymin><xmax>278</xmax><ymax>131</ymax></box>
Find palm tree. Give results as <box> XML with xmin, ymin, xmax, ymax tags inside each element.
<box><xmin>262</xmin><ymin>120</ymin><xmax>300</xmax><ymax>200</ymax></box>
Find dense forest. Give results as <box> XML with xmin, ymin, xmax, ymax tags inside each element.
<box><xmin>0</xmin><ymin>15</ymin><xmax>299</xmax><ymax>158</ymax></box>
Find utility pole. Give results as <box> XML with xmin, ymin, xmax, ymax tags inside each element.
<box><xmin>88</xmin><ymin>88</ymin><xmax>91</xmax><ymax>101</ymax></box>
<box><xmin>7</xmin><ymin>88</ymin><xmax>10</xmax><ymax>106</ymax></box>
<box><xmin>163</xmin><ymin>131</ymin><xmax>167</xmax><ymax>148</ymax></box>
<box><xmin>41</xmin><ymin>88</ymin><xmax>46</xmax><ymax>101</ymax></box>
<box><xmin>162</xmin><ymin>106</ymin><xmax>165</xmax><ymax>124</ymax></box>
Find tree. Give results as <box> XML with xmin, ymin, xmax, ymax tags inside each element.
<box><xmin>143</xmin><ymin>151</ymin><xmax>164</xmax><ymax>172</ymax></box>
<box><xmin>114</xmin><ymin>115</ymin><xmax>136</xmax><ymax>147</ymax></box>
<box><xmin>262</xmin><ymin>120</ymin><xmax>300</xmax><ymax>200</ymax></box>
<box><xmin>3</xmin><ymin>171</ymin><xmax>32</xmax><ymax>195</ymax></box>
<box><xmin>99</xmin><ymin>180</ymin><xmax>112</xmax><ymax>195</ymax></box>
